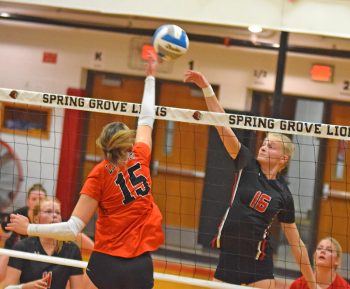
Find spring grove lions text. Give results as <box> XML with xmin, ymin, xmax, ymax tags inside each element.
<box><xmin>42</xmin><ymin>93</ymin><xmax>167</xmax><ymax>116</ymax></box>
<box><xmin>42</xmin><ymin>93</ymin><xmax>350</xmax><ymax>138</ymax></box>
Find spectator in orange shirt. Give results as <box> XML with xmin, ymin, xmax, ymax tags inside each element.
<box><xmin>6</xmin><ymin>55</ymin><xmax>163</xmax><ymax>289</ymax></box>
<box><xmin>290</xmin><ymin>237</ymin><xmax>350</xmax><ymax>289</ymax></box>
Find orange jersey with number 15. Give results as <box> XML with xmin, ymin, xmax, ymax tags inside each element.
<box><xmin>80</xmin><ymin>142</ymin><xmax>164</xmax><ymax>258</ymax></box>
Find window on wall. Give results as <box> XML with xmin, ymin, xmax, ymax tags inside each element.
<box><xmin>0</xmin><ymin>103</ymin><xmax>51</xmax><ymax>138</ymax></box>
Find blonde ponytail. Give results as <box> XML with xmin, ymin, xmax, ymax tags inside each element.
<box><xmin>96</xmin><ymin>122</ymin><xmax>135</xmax><ymax>165</ymax></box>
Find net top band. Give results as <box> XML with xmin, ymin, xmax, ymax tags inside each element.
<box><xmin>0</xmin><ymin>87</ymin><xmax>349</xmax><ymax>140</ymax></box>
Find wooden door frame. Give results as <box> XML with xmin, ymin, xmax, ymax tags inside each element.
<box><xmin>80</xmin><ymin>69</ymin><xmax>149</xmax><ymax>178</ymax></box>
<box><xmin>315</xmin><ymin>101</ymin><xmax>350</xmax><ymax>255</ymax></box>
<box><xmin>310</xmin><ymin>101</ymin><xmax>329</xmax><ymax>258</ymax></box>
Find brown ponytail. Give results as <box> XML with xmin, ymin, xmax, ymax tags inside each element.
<box><xmin>27</xmin><ymin>183</ymin><xmax>47</xmax><ymax>199</ymax></box>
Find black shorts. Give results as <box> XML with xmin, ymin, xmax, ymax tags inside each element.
<box><xmin>214</xmin><ymin>251</ymin><xmax>274</xmax><ymax>285</ymax></box>
<box><xmin>86</xmin><ymin>251</ymin><xmax>154</xmax><ymax>289</ymax></box>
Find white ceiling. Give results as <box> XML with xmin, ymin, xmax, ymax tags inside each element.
<box><xmin>1</xmin><ymin>1</ymin><xmax>350</xmax><ymax>53</ymax></box>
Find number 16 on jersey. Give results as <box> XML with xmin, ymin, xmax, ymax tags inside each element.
<box><xmin>249</xmin><ymin>191</ymin><xmax>271</xmax><ymax>213</ymax></box>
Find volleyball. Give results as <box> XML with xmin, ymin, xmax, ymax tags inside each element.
<box><xmin>152</xmin><ymin>24</ymin><xmax>189</xmax><ymax>61</ymax></box>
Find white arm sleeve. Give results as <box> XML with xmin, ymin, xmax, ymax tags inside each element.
<box><xmin>202</xmin><ymin>85</ymin><xmax>215</xmax><ymax>97</ymax></box>
<box><xmin>4</xmin><ymin>285</ymin><xmax>23</xmax><ymax>289</ymax></box>
<box><xmin>138</xmin><ymin>75</ymin><xmax>155</xmax><ymax>128</ymax></box>
<box><xmin>27</xmin><ymin>216</ymin><xmax>85</xmax><ymax>241</ymax></box>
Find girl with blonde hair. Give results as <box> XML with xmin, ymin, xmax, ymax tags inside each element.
<box><xmin>7</xmin><ymin>56</ymin><xmax>163</xmax><ymax>289</ymax></box>
<box><xmin>2</xmin><ymin>197</ymin><xmax>83</xmax><ymax>289</ymax></box>
<box><xmin>184</xmin><ymin>70</ymin><xmax>317</xmax><ymax>289</ymax></box>
<box><xmin>290</xmin><ymin>237</ymin><xmax>350</xmax><ymax>289</ymax></box>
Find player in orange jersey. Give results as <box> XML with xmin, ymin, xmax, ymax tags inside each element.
<box><xmin>6</xmin><ymin>55</ymin><xmax>164</xmax><ymax>289</ymax></box>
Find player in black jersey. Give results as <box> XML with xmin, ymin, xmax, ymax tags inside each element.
<box><xmin>0</xmin><ymin>184</ymin><xmax>93</xmax><ymax>283</ymax></box>
<box><xmin>1</xmin><ymin>184</ymin><xmax>47</xmax><ymax>249</ymax></box>
<box><xmin>0</xmin><ymin>183</ymin><xmax>47</xmax><ymax>282</ymax></box>
<box><xmin>184</xmin><ymin>71</ymin><xmax>318</xmax><ymax>289</ymax></box>
<box><xmin>2</xmin><ymin>197</ymin><xmax>83</xmax><ymax>289</ymax></box>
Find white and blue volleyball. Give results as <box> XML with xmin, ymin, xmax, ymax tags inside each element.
<box><xmin>152</xmin><ymin>24</ymin><xmax>189</xmax><ymax>61</ymax></box>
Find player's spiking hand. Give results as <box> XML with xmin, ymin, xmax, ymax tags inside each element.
<box><xmin>184</xmin><ymin>70</ymin><xmax>210</xmax><ymax>89</ymax></box>
<box><xmin>145</xmin><ymin>51</ymin><xmax>158</xmax><ymax>77</ymax></box>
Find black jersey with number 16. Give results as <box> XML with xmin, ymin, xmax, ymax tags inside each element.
<box><xmin>212</xmin><ymin>145</ymin><xmax>295</xmax><ymax>261</ymax></box>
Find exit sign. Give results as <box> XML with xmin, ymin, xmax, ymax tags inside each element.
<box><xmin>310</xmin><ymin>64</ymin><xmax>334</xmax><ymax>82</ymax></box>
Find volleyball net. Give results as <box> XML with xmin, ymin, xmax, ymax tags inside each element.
<box><xmin>0</xmin><ymin>87</ymin><xmax>349</xmax><ymax>288</ymax></box>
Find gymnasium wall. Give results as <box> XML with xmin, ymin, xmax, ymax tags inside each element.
<box><xmin>1</xmin><ymin>20</ymin><xmax>350</xmax><ymax>207</ymax></box>
<box><xmin>8</xmin><ymin>0</ymin><xmax>350</xmax><ymax>38</ymax></box>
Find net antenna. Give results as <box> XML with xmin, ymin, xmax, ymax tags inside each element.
<box><xmin>0</xmin><ymin>140</ymin><xmax>23</xmax><ymax>212</ymax></box>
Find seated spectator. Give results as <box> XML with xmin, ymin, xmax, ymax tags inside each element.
<box><xmin>290</xmin><ymin>237</ymin><xmax>350</xmax><ymax>289</ymax></box>
<box><xmin>0</xmin><ymin>183</ymin><xmax>47</xmax><ymax>282</ymax></box>
<box><xmin>2</xmin><ymin>197</ymin><xmax>83</xmax><ymax>289</ymax></box>
<box><xmin>1</xmin><ymin>183</ymin><xmax>47</xmax><ymax>249</ymax></box>
<box><xmin>0</xmin><ymin>183</ymin><xmax>94</xmax><ymax>281</ymax></box>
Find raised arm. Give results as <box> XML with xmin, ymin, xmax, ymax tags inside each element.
<box><xmin>281</xmin><ymin>222</ymin><xmax>318</xmax><ymax>289</ymax></box>
<box><xmin>184</xmin><ymin>70</ymin><xmax>241</xmax><ymax>159</ymax></box>
<box><xmin>6</xmin><ymin>194</ymin><xmax>98</xmax><ymax>241</ymax></box>
<box><xmin>135</xmin><ymin>56</ymin><xmax>157</xmax><ymax>149</ymax></box>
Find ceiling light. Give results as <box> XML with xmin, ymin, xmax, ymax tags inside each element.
<box><xmin>248</xmin><ymin>25</ymin><xmax>262</xmax><ymax>33</ymax></box>
<box><xmin>0</xmin><ymin>12</ymin><xmax>10</xmax><ymax>18</ymax></box>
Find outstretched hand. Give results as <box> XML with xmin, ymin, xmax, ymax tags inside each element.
<box><xmin>184</xmin><ymin>70</ymin><xmax>210</xmax><ymax>89</ymax></box>
<box><xmin>5</xmin><ymin>214</ymin><xmax>29</xmax><ymax>235</ymax></box>
<box><xmin>145</xmin><ymin>52</ymin><xmax>158</xmax><ymax>77</ymax></box>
